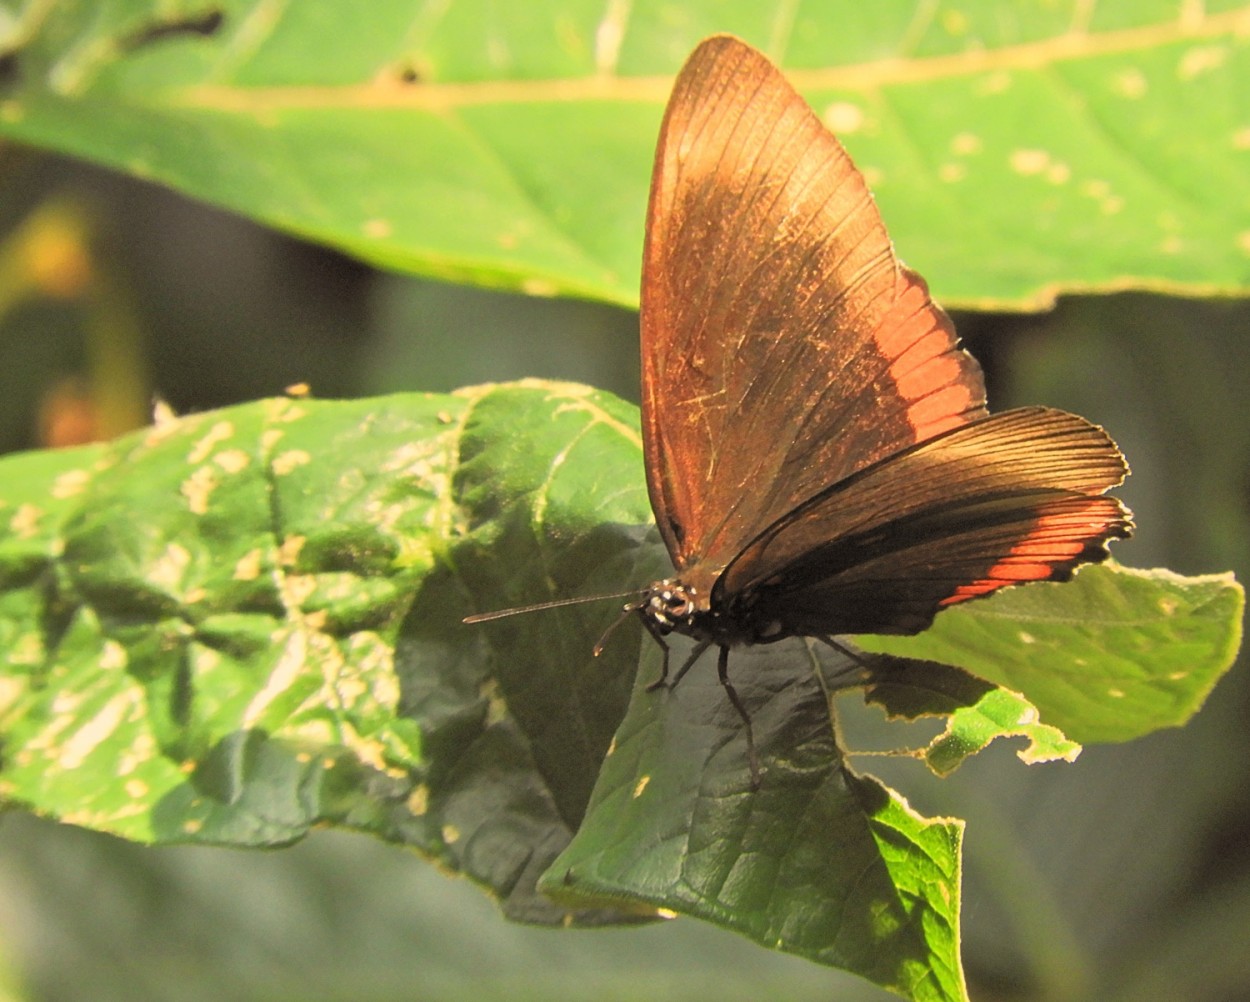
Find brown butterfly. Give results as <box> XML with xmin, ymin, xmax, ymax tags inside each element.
<box><xmin>473</xmin><ymin>35</ymin><xmax>1131</xmax><ymax>779</ymax></box>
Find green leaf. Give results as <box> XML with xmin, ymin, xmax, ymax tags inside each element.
<box><xmin>541</xmin><ymin>641</ymin><xmax>967</xmax><ymax>1002</ymax></box>
<box><xmin>857</xmin><ymin>565</ymin><xmax>1245</xmax><ymax>744</ymax></box>
<box><xmin>0</xmin><ymin>384</ymin><xmax>654</xmax><ymax>924</ymax></box>
<box><xmin>0</xmin><ymin>2</ymin><xmax>1246</xmax><ymax>307</ymax></box>
<box><xmin>863</xmin><ymin>660</ymin><xmax>1082</xmax><ymax>775</ymax></box>
<box><xmin>0</xmin><ymin>381</ymin><xmax>1240</xmax><ymax>998</ymax></box>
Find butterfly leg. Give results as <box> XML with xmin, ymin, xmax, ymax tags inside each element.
<box><xmin>715</xmin><ymin>645</ymin><xmax>761</xmax><ymax>788</ymax></box>
<box><xmin>815</xmin><ymin>634</ymin><xmax>873</xmax><ymax>680</ymax></box>
<box><xmin>638</xmin><ymin>614</ymin><xmax>676</xmax><ymax>691</ymax></box>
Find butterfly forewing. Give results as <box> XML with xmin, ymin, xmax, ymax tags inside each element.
<box><xmin>641</xmin><ymin>36</ymin><xmax>987</xmax><ymax>581</ymax></box>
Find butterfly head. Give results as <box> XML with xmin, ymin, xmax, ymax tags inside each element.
<box><xmin>640</xmin><ymin>579</ymin><xmax>701</xmax><ymax>636</ymax></box>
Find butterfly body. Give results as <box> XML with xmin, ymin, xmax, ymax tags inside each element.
<box><xmin>636</xmin><ymin>37</ymin><xmax>1131</xmax><ymax>680</ymax></box>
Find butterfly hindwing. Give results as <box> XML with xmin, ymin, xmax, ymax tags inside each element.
<box><xmin>718</xmin><ymin>407</ymin><xmax>1132</xmax><ymax>636</ymax></box>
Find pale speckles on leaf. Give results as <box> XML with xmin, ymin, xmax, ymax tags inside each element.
<box><xmin>940</xmin><ymin>8</ymin><xmax>969</xmax><ymax>34</ymax></box>
<box><xmin>234</xmin><ymin>548</ymin><xmax>264</xmax><ymax>581</ymax></box>
<box><xmin>407</xmin><ymin>784</ymin><xmax>429</xmax><ymax>815</ymax></box>
<box><xmin>633</xmin><ymin>775</ymin><xmax>650</xmax><ymax>798</ymax></box>
<box><xmin>59</xmin><ymin>689</ymin><xmax>141</xmax><ymax>771</ymax></box>
<box><xmin>939</xmin><ymin>163</ymin><xmax>966</xmax><ymax>183</ymax></box>
<box><xmin>363</xmin><ymin>218</ymin><xmax>392</xmax><ymax>239</ymax></box>
<box><xmin>149</xmin><ymin>543</ymin><xmax>192</xmax><ymax>591</ymax></box>
<box><xmin>1158</xmin><ymin>596</ymin><xmax>1180</xmax><ymax>615</ymax></box>
<box><xmin>182</xmin><ymin>818</ymin><xmax>204</xmax><ymax>835</ymax></box>
<box><xmin>975</xmin><ymin>70</ymin><xmax>1012</xmax><ymax>95</ymax></box>
<box><xmin>51</xmin><ymin>468</ymin><xmax>91</xmax><ymax>499</ymax></box>
<box><xmin>117</xmin><ymin>732</ymin><xmax>157</xmax><ymax>777</ymax></box>
<box><xmin>1010</xmin><ymin>149</ymin><xmax>1051</xmax><ymax>176</ymax></box>
<box><xmin>273</xmin><ymin>449</ymin><xmax>311</xmax><ymax>475</ymax></box>
<box><xmin>181</xmin><ymin>466</ymin><xmax>217</xmax><ymax>515</ymax></box>
<box><xmin>260</xmin><ymin>398</ymin><xmax>306</xmax><ymax>426</ymax></box>
<box><xmin>214</xmin><ymin>448</ymin><xmax>251</xmax><ymax>474</ymax></box>
<box><xmin>1018</xmin><ymin>631</ymin><xmax>1036</xmax><ymax>644</ymax></box>
<box><xmin>594</xmin><ymin>0</ymin><xmax>628</xmax><ymax>73</ymax></box>
<box><xmin>520</xmin><ymin>277</ymin><xmax>559</xmax><ymax>297</ymax></box>
<box><xmin>280</xmin><ymin>574</ymin><xmax>318</xmax><ymax>610</ymax></box>
<box><xmin>0</xmin><ymin>675</ymin><xmax>26</xmax><ymax>715</ymax></box>
<box><xmin>1045</xmin><ymin>161</ymin><xmax>1071</xmax><ymax>185</ymax></box>
<box><xmin>7</xmin><ymin>631</ymin><xmax>43</xmax><ymax>668</ymax></box>
<box><xmin>187</xmin><ymin>420</ymin><xmax>235</xmax><ymax>464</ymax></box>
<box><xmin>1107</xmin><ymin>687</ymin><xmax>1126</xmax><ymax>698</ymax></box>
<box><xmin>242</xmin><ymin>629</ymin><xmax>308</xmax><ymax>729</ymax></box>
<box><xmin>100</xmin><ymin>639</ymin><xmax>128</xmax><ymax>671</ymax></box>
<box><xmin>821</xmin><ymin>101</ymin><xmax>864</xmax><ymax>135</ymax></box>
<box><xmin>279</xmin><ymin>535</ymin><xmax>306</xmax><ymax>566</ymax></box>
<box><xmin>124</xmin><ymin>779</ymin><xmax>149</xmax><ymax>799</ymax></box>
<box><xmin>261</xmin><ymin>429</ymin><xmax>285</xmax><ymax>451</ymax></box>
<box><xmin>8</xmin><ymin>503</ymin><xmax>41</xmax><ymax>538</ymax></box>
<box><xmin>442</xmin><ymin>823</ymin><xmax>461</xmax><ymax>844</ymax></box>
<box><xmin>1113</xmin><ymin>68</ymin><xmax>1148</xmax><ymax>99</ymax></box>
<box><xmin>1178</xmin><ymin>45</ymin><xmax>1226</xmax><ymax>80</ymax></box>
<box><xmin>950</xmin><ymin>132</ymin><xmax>982</xmax><ymax>156</ymax></box>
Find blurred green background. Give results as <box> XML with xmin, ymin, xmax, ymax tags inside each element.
<box><xmin>0</xmin><ymin>135</ymin><xmax>1246</xmax><ymax>1002</ymax></box>
<box><xmin>0</xmin><ymin>3</ymin><xmax>1247</xmax><ymax>999</ymax></box>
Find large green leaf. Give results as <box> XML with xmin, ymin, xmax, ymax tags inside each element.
<box><xmin>0</xmin><ymin>1</ymin><xmax>1245</xmax><ymax>308</ymax></box>
<box><xmin>0</xmin><ymin>381</ymin><xmax>1241</xmax><ymax>1000</ymax></box>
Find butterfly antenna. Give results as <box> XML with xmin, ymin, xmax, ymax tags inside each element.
<box><xmin>462</xmin><ymin>590</ymin><xmax>642</xmax><ymax>625</ymax></box>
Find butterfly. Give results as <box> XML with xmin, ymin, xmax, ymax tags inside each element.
<box><xmin>472</xmin><ymin>35</ymin><xmax>1131</xmax><ymax>780</ymax></box>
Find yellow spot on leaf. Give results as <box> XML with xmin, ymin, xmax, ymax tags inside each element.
<box><xmin>279</xmin><ymin>535</ymin><xmax>306</xmax><ymax>566</ymax></box>
<box><xmin>215</xmin><ymin>448</ymin><xmax>250</xmax><ymax>473</ymax></box>
<box><xmin>408</xmin><ymin>785</ymin><xmax>429</xmax><ymax>815</ymax></box>
<box><xmin>188</xmin><ymin>420</ymin><xmax>235</xmax><ymax>464</ymax></box>
<box><xmin>633</xmin><ymin>775</ymin><xmax>650</xmax><ymax>798</ymax></box>
<box><xmin>234</xmin><ymin>548</ymin><xmax>263</xmax><ymax>581</ymax></box>
<box><xmin>1178</xmin><ymin>45</ymin><xmax>1226</xmax><ymax>80</ymax></box>
<box><xmin>100</xmin><ymin>640</ymin><xmax>127</xmax><ymax>671</ymax></box>
<box><xmin>181</xmin><ymin>466</ymin><xmax>217</xmax><ymax>515</ymax></box>
<box><xmin>442</xmin><ymin>824</ymin><xmax>461</xmax><ymax>844</ymax></box>
<box><xmin>1010</xmin><ymin>149</ymin><xmax>1050</xmax><ymax>175</ymax></box>
<box><xmin>950</xmin><ymin>132</ymin><xmax>981</xmax><ymax>156</ymax></box>
<box><xmin>9</xmin><ymin>503</ymin><xmax>40</xmax><ymax>538</ymax></box>
<box><xmin>822</xmin><ymin>101</ymin><xmax>863</xmax><ymax>134</ymax></box>
<box><xmin>273</xmin><ymin>449</ymin><xmax>312</xmax><ymax>475</ymax></box>
<box><xmin>60</xmin><ymin>690</ymin><xmax>139</xmax><ymax>770</ymax></box>
<box><xmin>150</xmin><ymin>543</ymin><xmax>192</xmax><ymax>590</ymax></box>
<box><xmin>521</xmin><ymin>278</ymin><xmax>558</xmax><ymax>297</ymax></box>
<box><xmin>1113</xmin><ymin>69</ymin><xmax>1148</xmax><ymax>99</ymax></box>
<box><xmin>1045</xmin><ymin>162</ymin><xmax>1070</xmax><ymax>184</ymax></box>
<box><xmin>363</xmin><ymin>218</ymin><xmax>392</xmax><ymax>239</ymax></box>
<box><xmin>52</xmin><ymin>469</ymin><xmax>90</xmax><ymax>498</ymax></box>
